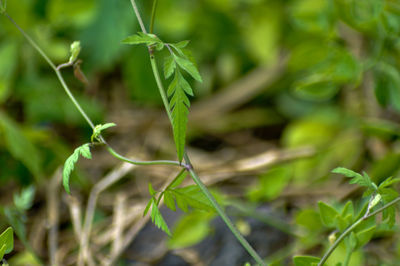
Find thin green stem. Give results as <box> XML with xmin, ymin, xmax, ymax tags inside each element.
<box><xmin>3</xmin><ymin>12</ymin><xmax>56</xmax><ymax>71</ymax></box>
<box><xmin>106</xmin><ymin>146</ymin><xmax>182</xmax><ymax>167</ymax></box>
<box><xmin>150</xmin><ymin>0</ymin><xmax>158</xmax><ymax>33</ymax></box>
<box><xmin>318</xmin><ymin>197</ymin><xmax>400</xmax><ymax>266</ymax></box>
<box><xmin>149</xmin><ymin>55</ymin><xmax>173</xmax><ymax>123</ymax></box>
<box><xmin>3</xmin><ymin>10</ymin><xmax>181</xmax><ymax>169</ymax></box>
<box><xmin>187</xmin><ymin>163</ymin><xmax>266</xmax><ymax>266</ymax></box>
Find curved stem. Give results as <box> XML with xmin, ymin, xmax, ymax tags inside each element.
<box><xmin>3</xmin><ymin>10</ymin><xmax>181</xmax><ymax>169</ymax></box>
<box><xmin>318</xmin><ymin>197</ymin><xmax>400</xmax><ymax>266</ymax></box>
<box><xmin>150</xmin><ymin>0</ymin><xmax>158</xmax><ymax>34</ymax></box>
<box><xmin>185</xmin><ymin>154</ymin><xmax>266</xmax><ymax>266</ymax></box>
<box><xmin>106</xmin><ymin>146</ymin><xmax>182</xmax><ymax>167</ymax></box>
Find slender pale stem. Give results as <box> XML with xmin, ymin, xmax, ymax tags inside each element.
<box><xmin>129</xmin><ymin>0</ymin><xmax>147</xmax><ymax>33</ymax></box>
<box><xmin>150</xmin><ymin>0</ymin><xmax>158</xmax><ymax>33</ymax></box>
<box><xmin>106</xmin><ymin>146</ymin><xmax>182</xmax><ymax>167</ymax></box>
<box><xmin>2</xmin><ymin>10</ymin><xmax>181</xmax><ymax>168</ymax></box>
<box><xmin>318</xmin><ymin>197</ymin><xmax>400</xmax><ymax>266</ymax></box>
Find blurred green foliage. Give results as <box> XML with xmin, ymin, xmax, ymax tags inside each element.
<box><xmin>1</xmin><ymin>0</ymin><xmax>400</xmax><ymax>264</ymax></box>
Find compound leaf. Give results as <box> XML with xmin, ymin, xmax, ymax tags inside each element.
<box><xmin>63</xmin><ymin>144</ymin><xmax>92</xmax><ymax>194</ymax></box>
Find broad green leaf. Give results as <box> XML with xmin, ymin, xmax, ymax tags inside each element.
<box><xmin>0</xmin><ymin>227</ymin><xmax>13</xmax><ymax>255</ymax></box>
<box><xmin>13</xmin><ymin>186</ymin><xmax>35</xmax><ymax>211</ymax></box>
<box><xmin>168</xmin><ymin>71</ymin><xmax>192</xmax><ymax>161</ymax></box>
<box><xmin>164</xmin><ymin>55</ymin><xmax>176</xmax><ymax>79</ymax></box>
<box><xmin>150</xmin><ymin>198</ymin><xmax>171</xmax><ymax>235</ymax></box>
<box><xmin>173</xmin><ymin>54</ymin><xmax>202</xmax><ymax>82</ymax></box>
<box><xmin>318</xmin><ymin>201</ymin><xmax>339</xmax><ymax>228</ymax></box>
<box><xmin>63</xmin><ymin>144</ymin><xmax>92</xmax><ymax>194</ymax></box>
<box><xmin>68</xmin><ymin>41</ymin><xmax>81</xmax><ymax>63</ymax></box>
<box><xmin>168</xmin><ymin>211</ymin><xmax>213</xmax><ymax>249</ymax></box>
<box><xmin>122</xmin><ymin>32</ymin><xmax>163</xmax><ymax>48</ymax></box>
<box><xmin>293</xmin><ymin>255</ymin><xmax>320</xmax><ymax>266</ymax></box>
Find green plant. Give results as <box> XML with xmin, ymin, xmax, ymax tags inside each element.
<box><xmin>294</xmin><ymin>167</ymin><xmax>400</xmax><ymax>266</ymax></box>
<box><xmin>0</xmin><ymin>0</ymin><xmax>265</xmax><ymax>264</ymax></box>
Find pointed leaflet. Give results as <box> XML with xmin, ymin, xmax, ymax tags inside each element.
<box><xmin>122</xmin><ymin>32</ymin><xmax>164</xmax><ymax>49</ymax></box>
<box><xmin>332</xmin><ymin>167</ymin><xmax>376</xmax><ymax>190</ymax></box>
<box><xmin>150</xmin><ymin>198</ymin><xmax>171</xmax><ymax>235</ymax></box>
<box><xmin>171</xmin><ymin>185</ymin><xmax>214</xmax><ymax>212</ymax></box>
<box><xmin>164</xmin><ymin>55</ymin><xmax>176</xmax><ymax>79</ymax></box>
<box><xmin>173</xmin><ymin>53</ymin><xmax>202</xmax><ymax>82</ymax></box>
<box><xmin>168</xmin><ymin>71</ymin><xmax>193</xmax><ymax>161</ymax></box>
<box><xmin>63</xmin><ymin>144</ymin><xmax>92</xmax><ymax>194</ymax></box>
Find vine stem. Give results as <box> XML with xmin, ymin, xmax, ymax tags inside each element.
<box><xmin>129</xmin><ymin>1</ymin><xmax>266</xmax><ymax>265</ymax></box>
<box><xmin>2</xmin><ymin>10</ymin><xmax>182</xmax><ymax>169</ymax></box>
<box><xmin>150</xmin><ymin>0</ymin><xmax>158</xmax><ymax>34</ymax></box>
<box><xmin>318</xmin><ymin>197</ymin><xmax>400</xmax><ymax>266</ymax></box>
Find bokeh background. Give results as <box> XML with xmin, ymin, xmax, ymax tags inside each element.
<box><xmin>1</xmin><ymin>0</ymin><xmax>400</xmax><ymax>265</ymax></box>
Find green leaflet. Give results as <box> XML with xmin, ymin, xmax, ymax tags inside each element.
<box><xmin>173</xmin><ymin>53</ymin><xmax>202</xmax><ymax>82</ymax></box>
<box><xmin>149</xmin><ymin>197</ymin><xmax>171</xmax><ymax>236</ymax></box>
<box><xmin>164</xmin><ymin>55</ymin><xmax>176</xmax><ymax>79</ymax></box>
<box><xmin>122</xmin><ymin>32</ymin><xmax>164</xmax><ymax>50</ymax></box>
<box><xmin>62</xmin><ymin>143</ymin><xmax>92</xmax><ymax>194</ymax></box>
<box><xmin>0</xmin><ymin>227</ymin><xmax>13</xmax><ymax>259</ymax></box>
<box><xmin>168</xmin><ymin>71</ymin><xmax>193</xmax><ymax>161</ymax></box>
